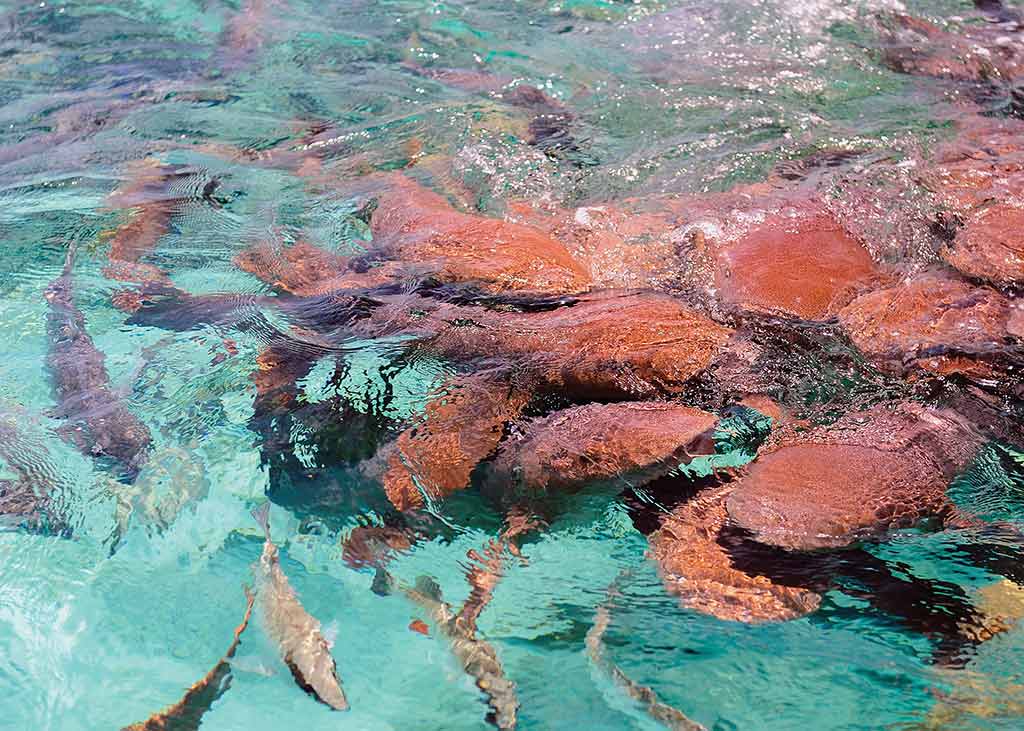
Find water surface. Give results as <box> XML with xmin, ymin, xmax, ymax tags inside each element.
<box><xmin>1</xmin><ymin>1</ymin><xmax>1023</xmax><ymax>729</ymax></box>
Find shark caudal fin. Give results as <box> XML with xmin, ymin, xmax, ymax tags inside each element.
<box><xmin>64</xmin><ymin>238</ymin><xmax>78</xmax><ymax>276</ymax></box>
<box><xmin>251</xmin><ymin>502</ymin><xmax>272</xmax><ymax>540</ymax></box>
<box><xmin>45</xmin><ymin>238</ymin><xmax>80</xmax><ymax>305</ymax></box>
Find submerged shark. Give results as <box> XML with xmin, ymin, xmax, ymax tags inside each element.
<box><xmin>44</xmin><ymin>239</ymin><xmax>152</xmax><ymax>479</ymax></box>
<box><xmin>402</xmin><ymin>575</ymin><xmax>519</xmax><ymax>729</ymax></box>
<box><xmin>375</xmin><ymin>543</ymin><xmax>519</xmax><ymax>731</ymax></box>
<box><xmin>250</xmin><ymin>503</ymin><xmax>349</xmax><ymax>711</ymax></box>
<box><xmin>122</xmin><ymin>587</ymin><xmax>255</xmax><ymax>731</ymax></box>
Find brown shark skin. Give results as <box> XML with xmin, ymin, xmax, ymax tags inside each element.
<box><xmin>881</xmin><ymin>12</ymin><xmax>1024</xmax><ymax>84</ymax></box>
<box><xmin>944</xmin><ymin>205</ymin><xmax>1024</xmax><ymax>287</ymax></box>
<box><xmin>358</xmin><ymin>290</ymin><xmax>733</xmax><ymax>400</ymax></box>
<box><xmin>725</xmin><ymin>404</ymin><xmax>983</xmax><ymax>552</ymax></box>
<box><xmin>649</xmin><ymin>484</ymin><xmax>824</xmax><ymax>623</ymax></box>
<box><xmin>234</xmin><ymin>240</ymin><xmax>408</xmax><ymax>296</ymax></box>
<box><xmin>251</xmin><ymin>505</ymin><xmax>349</xmax><ymax>711</ymax></box>
<box><xmin>919</xmin><ymin>116</ymin><xmax>1024</xmax><ymax>214</ymax></box>
<box><xmin>709</xmin><ymin>211</ymin><xmax>881</xmax><ymax>321</ymax></box>
<box><xmin>44</xmin><ymin>246</ymin><xmax>151</xmax><ymax>478</ymax></box>
<box><xmin>342</xmin><ymin>525</ymin><xmax>415</xmax><ymax>570</ymax></box>
<box><xmin>360</xmin><ymin>521</ymin><xmax>522</xmax><ymax>727</ymax></box>
<box><xmin>235</xmin><ymin>240</ymin><xmax>350</xmax><ymax>296</ymax></box>
<box><xmin>485</xmin><ymin>402</ymin><xmax>718</xmax><ymax>497</ymax></box>
<box><xmin>505</xmin><ymin>200</ymin><xmax>684</xmax><ymax>292</ymax></box>
<box><xmin>122</xmin><ymin>589</ymin><xmax>255</xmax><ymax>731</ymax></box>
<box><xmin>195</xmin><ymin>118</ymin><xmax>358</xmax><ymax>176</ymax></box>
<box><xmin>377</xmin><ymin>372</ymin><xmax>529</xmax><ymax>512</ymax></box>
<box><xmin>103</xmin><ymin>160</ymin><xmax>180</xmax><ymax>287</ymax></box>
<box><xmin>366</xmin><ymin>292</ymin><xmax>731</xmax><ymax>512</ymax></box>
<box><xmin>251</xmin><ymin>341</ymin><xmax>322</xmax><ymax>419</ymax></box>
<box><xmin>915</xmin><ymin>116</ymin><xmax>1024</xmax><ymax>288</ymax></box>
<box><xmin>102</xmin><ymin>160</ymin><xmax>204</xmax><ymax>317</ymax></box>
<box><xmin>234</xmin><ymin>175</ymin><xmax>590</xmax><ymax>296</ymax></box>
<box><xmin>367</xmin><ymin>176</ymin><xmax>591</xmax><ymax>296</ymax></box>
<box><xmin>838</xmin><ymin>269</ymin><xmax>1020</xmax><ymax>382</ymax></box>
<box><xmin>123</xmin><ymin>280</ymin><xmax>731</xmax><ymax>425</ymax></box>
<box><xmin>651</xmin><ymin>404</ymin><xmax>988</xmax><ymax>623</ymax></box>
<box><xmin>515</xmin><ymin>189</ymin><xmax>886</xmax><ymax>320</ymax></box>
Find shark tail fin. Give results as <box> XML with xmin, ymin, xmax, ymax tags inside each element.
<box><xmin>62</xmin><ymin>237</ymin><xmax>79</xmax><ymax>278</ymax></box>
<box><xmin>251</xmin><ymin>502</ymin><xmax>271</xmax><ymax>541</ymax></box>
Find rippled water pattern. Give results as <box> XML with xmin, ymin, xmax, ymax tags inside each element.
<box><xmin>1</xmin><ymin>0</ymin><xmax>1023</xmax><ymax>729</ymax></box>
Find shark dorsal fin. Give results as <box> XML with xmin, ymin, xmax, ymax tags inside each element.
<box><xmin>414</xmin><ymin>575</ymin><xmax>444</xmax><ymax>602</ymax></box>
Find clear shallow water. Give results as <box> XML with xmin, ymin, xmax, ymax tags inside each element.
<box><xmin>0</xmin><ymin>0</ymin><xmax>1023</xmax><ymax>729</ymax></box>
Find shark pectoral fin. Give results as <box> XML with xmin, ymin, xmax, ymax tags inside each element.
<box><xmin>229</xmin><ymin>653</ymin><xmax>279</xmax><ymax>677</ymax></box>
<box><xmin>113</xmin><ymin>337</ymin><xmax>169</xmax><ymax>400</ymax></box>
<box><xmin>406</xmin><ymin>575</ymin><xmax>456</xmax><ymax>624</ymax></box>
<box><xmin>322</xmin><ymin>620</ymin><xmax>339</xmax><ymax>651</ymax></box>
<box><xmin>54</xmin><ymin>422</ymin><xmax>87</xmax><ymax>453</ymax></box>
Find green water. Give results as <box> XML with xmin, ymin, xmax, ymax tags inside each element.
<box><xmin>1</xmin><ymin>0</ymin><xmax>1023</xmax><ymax>729</ymax></box>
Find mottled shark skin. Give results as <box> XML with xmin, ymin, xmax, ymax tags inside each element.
<box><xmin>44</xmin><ymin>241</ymin><xmax>151</xmax><ymax>479</ymax></box>
<box><xmin>649</xmin><ymin>484</ymin><xmax>824</xmax><ymax>624</ymax></box>
<box><xmin>648</xmin><ymin>399</ymin><xmax>1024</xmax><ymax>667</ymax></box>
<box><xmin>724</xmin><ymin>403</ymin><xmax>985</xmax><ymax>552</ymax></box>
<box><xmin>122</xmin><ymin>588</ymin><xmax>255</xmax><ymax>731</ymax></box>
<box><xmin>250</xmin><ymin>504</ymin><xmax>349</xmax><ymax>711</ymax></box>
<box><xmin>374</xmin><ymin>371</ymin><xmax>531</xmax><ymax>512</ymax></box>
<box><xmin>400</xmin><ymin>574</ymin><xmax>519</xmax><ymax>730</ymax></box>
<box><xmin>375</xmin><ymin>535</ymin><xmax>519</xmax><ymax>730</ymax></box>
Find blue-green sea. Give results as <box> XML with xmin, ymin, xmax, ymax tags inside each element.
<box><xmin>1</xmin><ymin>1</ymin><xmax>1023</xmax><ymax>729</ymax></box>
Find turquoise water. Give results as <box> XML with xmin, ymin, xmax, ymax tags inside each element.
<box><xmin>1</xmin><ymin>0</ymin><xmax>1023</xmax><ymax>729</ymax></box>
